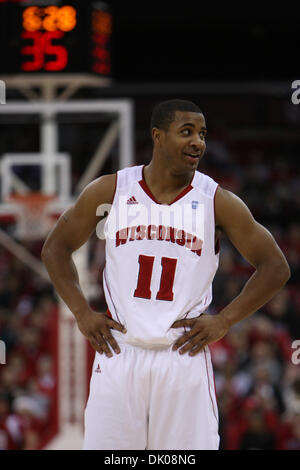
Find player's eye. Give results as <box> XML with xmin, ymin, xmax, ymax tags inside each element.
<box><xmin>181</xmin><ymin>129</ymin><xmax>190</xmax><ymax>136</ymax></box>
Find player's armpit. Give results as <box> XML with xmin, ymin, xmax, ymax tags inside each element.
<box><xmin>214</xmin><ymin>186</ymin><xmax>290</xmax><ymax>275</ymax></box>
<box><xmin>43</xmin><ymin>173</ymin><xmax>116</xmax><ymax>254</ymax></box>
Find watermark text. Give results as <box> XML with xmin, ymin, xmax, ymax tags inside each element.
<box><xmin>95</xmin><ymin>198</ymin><xmax>205</xmax><ymax>248</ymax></box>
<box><xmin>291</xmin><ymin>339</ymin><xmax>300</xmax><ymax>365</ymax></box>
<box><xmin>0</xmin><ymin>340</ymin><xmax>6</xmax><ymax>364</ymax></box>
<box><xmin>0</xmin><ymin>80</ymin><xmax>5</xmax><ymax>104</ymax></box>
<box><xmin>291</xmin><ymin>80</ymin><xmax>300</xmax><ymax>105</ymax></box>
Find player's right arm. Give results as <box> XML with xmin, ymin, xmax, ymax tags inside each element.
<box><xmin>41</xmin><ymin>174</ymin><xmax>126</xmax><ymax>357</ymax></box>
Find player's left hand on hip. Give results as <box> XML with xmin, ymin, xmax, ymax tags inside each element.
<box><xmin>171</xmin><ymin>313</ymin><xmax>229</xmax><ymax>356</ymax></box>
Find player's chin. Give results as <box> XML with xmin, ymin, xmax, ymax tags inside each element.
<box><xmin>182</xmin><ymin>154</ymin><xmax>200</xmax><ymax>168</ymax></box>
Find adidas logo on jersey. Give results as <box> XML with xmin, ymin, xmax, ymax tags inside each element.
<box><xmin>127</xmin><ymin>196</ymin><xmax>138</xmax><ymax>205</ymax></box>
<box><xmin>95</xmin><ymin>364</ymin><xmax>101</xmax><ymax>373</ymax></box>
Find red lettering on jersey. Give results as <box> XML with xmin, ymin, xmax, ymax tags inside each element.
<box><xmin>191</xmin><ymin>237</ymin><xmax>203</xmax><ymax>256</ymax></box>
<box><xmin>156</xmin><ymin>257</ymin><xmax>177</xmax><ymax>301</ymax></box>
<box><xmin>116</xmin><ymin>228</ymin><xmax>129</xmax><ymax>247</ymax></box>
<box><xmin>134</xmin><ymin>254</ymin><xmax>155</xmax><ymax>299</ymax></box>
<box><xmin>147</xmin><ymin>224</ymin><xmax>157</xmax><ymax>240</ymax></box>
<box><xmin>157</xmin><ymin>225</ymin><xmax>166</xmax><ymax>240</ymax></box>
<box><xmin>176</xmin><ymin>229</ymin><xmax>186</xmax><ymax>246</ymax></box>
<box><xmin>116</xmin><ymin>225</ymin><xmax>203</xmax><ymax>257</ymax></box>
<box><xmin>129</xmin><ymin>226</ymin><xmax>137</xmax><ymax>241</ymax></box>
<box><xmin>185</xmin><ymin>232</ymin><xmax>194</xmax><ymax>249</ymax></box>
<box><xmin>136</xmin><ymin>225</ymin><xmax>146</xmax><ymax>240</ymax></box>
<box><xmin>165</xmin><ymin>226</ymin><xmax>177</xmax><ymax>243</ymax></box>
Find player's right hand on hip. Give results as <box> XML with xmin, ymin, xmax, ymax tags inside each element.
<box><xmin>75</xmin><ymin>310</ymin><xmax>127</xmax><ymax>357</ymax></box>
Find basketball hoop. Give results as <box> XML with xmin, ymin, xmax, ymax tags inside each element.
<box><xmin>8</xmin><ymin>192</ymin><xmax>56</xmax><ymax>241</ymax></box>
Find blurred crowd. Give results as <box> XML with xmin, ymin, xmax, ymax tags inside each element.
<box><xmin>0</xmin><ymin>242</ymin><xmax>58</xmax><ymax>450</ymax></box>
<box><xmin>0</xmin><ymin>119</ymin><xmax>300</xmax><ymax>450</ymax></box>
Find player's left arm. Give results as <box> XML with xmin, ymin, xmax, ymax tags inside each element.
<box><xmin>172</xmin><ymin>186</ymin><xmax>291</xmax><ymax>356</ymax></box>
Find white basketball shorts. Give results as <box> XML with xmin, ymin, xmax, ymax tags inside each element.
<box><xmin>83</xmin><ymin>343</ymin><xmax>219</xmax><ymax>450</ymax></box>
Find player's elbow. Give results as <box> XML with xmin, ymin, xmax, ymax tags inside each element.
<box><xmin>255</xmin><ymin>247</ymin><xmax>290</xmax><ymax>293</ymax></box>
<box><xmin>41</xmin><ymin>238</ymin><xmax>53</xmax><ymax>266</ymax></box>
<box><xmin>41</xmin><ymin>236</ymin><xmax>69</xmax><ymax>266</ymax></box>
<box><xmin>266</xmin><ymin>253</ymin><xmax>291</xmax><ymax>288</ymax></box>
<box><xmin>279</xmin><ymin>258</ymin><xmax>291</xmax><ymax>285</ymax></box>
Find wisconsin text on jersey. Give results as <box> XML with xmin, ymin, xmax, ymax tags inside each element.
<box><xmin>100</xmin><ymin>189</ymin><xmax>205</xmax><ymax>257</ymax></box>
<box><xmin>115</xmin><ymin>224</ymin><xmax>203</xmax><ymax>256</ymax></box>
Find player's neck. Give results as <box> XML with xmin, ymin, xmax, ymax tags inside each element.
<box><xmin>143</xmin><ymin>160</ymin><xmax>194</xmax><ymax>196</ymax></box>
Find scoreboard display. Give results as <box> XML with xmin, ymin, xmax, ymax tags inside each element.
<box><xmin>0</xmin><ymin>0</ymin><xmax>113</xmax><ymax>77</ymax></box>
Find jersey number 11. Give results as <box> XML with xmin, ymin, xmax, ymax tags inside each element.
<box><xmin>134</xmin><ymin>254</ymin><xmax>177</xmax><ymax>301</ymax></box>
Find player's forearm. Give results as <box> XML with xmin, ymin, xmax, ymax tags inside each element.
<box><xmin>218</xmin><ymin>257</ymin><xmax>290</xmax><ymax>329</ymax></box>
<box><xmin>41</xmin><ymin>243</ymin><xmax>91</xmax><ymax>319</ymax></box>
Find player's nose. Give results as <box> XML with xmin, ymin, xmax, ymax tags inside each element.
<box><xmin>190</xmin><ymin>134</ymin><xmax>205</xmax><ymax>150</ymax></box>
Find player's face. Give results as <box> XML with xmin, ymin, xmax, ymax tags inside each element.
<box><xmin>154</xmin><ymin>111</ymin><xmax>207</xmax><ymax>174</ymax></box>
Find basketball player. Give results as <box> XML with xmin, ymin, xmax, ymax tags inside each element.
<box><xmin>41</xmin><ymin>100</ymin><xmax>290</xmax><ymax>450</ymax></box>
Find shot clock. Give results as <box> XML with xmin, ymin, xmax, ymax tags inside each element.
<box><xmin>0</xmin><ymin>1</ymin><xmax>113</xmax><ymax>77</ymax></box>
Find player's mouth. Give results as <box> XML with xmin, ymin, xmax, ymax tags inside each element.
<box><xmin>183</xmin><ymin>152</ymin><xmax>201</xmax><ymax>162</ymax></box>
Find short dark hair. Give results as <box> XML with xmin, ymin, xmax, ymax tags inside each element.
<box><xmin>150</xmin><ymin>99</ymin><xmax>203</xmax><ymax>134</ymax></box>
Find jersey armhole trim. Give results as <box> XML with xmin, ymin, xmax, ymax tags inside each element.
<box><xmin>213</xmin><ymin>184</ymin><xmax>220</xmax><ymax>255</ymax></box>
<box><xmin>111</xmin><ymin>173</ymin><xmax>118</xmax><ymax>206</ymax></box>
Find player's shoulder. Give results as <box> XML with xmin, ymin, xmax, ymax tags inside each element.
<box><xmin>80</xmin><ymin>165</ymin><xmax>143</xmax><ymax>205</ymax></box>
<box><xmin>115</xmin><ymin>164</ymin><xmax>143</xmax><ymax>189</ymax></box>
<box><xmin>193</xmin><ymin>170</ymin><xmax>219</xmax><ymax>198</ymax></box>
<box><xmin>79</xmin><ymin>173</ymin><xmax>117</xmax><ymax>207</ymax></box>
<box><xmin>214</xmin><ymin>185</ymin><xmax>254</xmax><ymax>228</ymax></box>
<box><xmin>215</xmin><ymin>185</ymin><xmax>247</xmax><ymax>209</ymax></box>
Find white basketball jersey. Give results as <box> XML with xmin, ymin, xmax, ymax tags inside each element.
<box><xmin>103</xmin><ymin>165</ymin><xmax>219</xmax><ymax>348</ymax></box>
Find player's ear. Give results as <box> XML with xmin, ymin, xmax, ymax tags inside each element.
<box><xmin>152</xmin><ymin>127</ymin><xmax>161</xmax><ymax>145</ymax></box>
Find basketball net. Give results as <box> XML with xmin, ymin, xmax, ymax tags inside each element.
<box><xmin>8</xmin><ymin>193</ymin><xmax>56</xmax><ymax>241</ymax></box>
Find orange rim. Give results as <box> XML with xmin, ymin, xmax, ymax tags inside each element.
<box><xmin>7</xmin><ymin>192</ymin><xmax>56</xmax><ymax>209</ymax></box>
